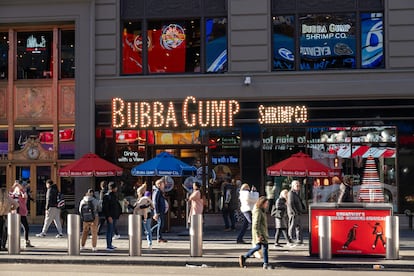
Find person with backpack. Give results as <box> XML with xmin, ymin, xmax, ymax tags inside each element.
<box><xmin>79</xmin><ymin>189</ymin><xmax>99</xmax><ymax>251</ymax></box>
<box><xmin>36</xmin><ymin>179</ymin><xmax>64</xmax><ymax>238</ymax></box>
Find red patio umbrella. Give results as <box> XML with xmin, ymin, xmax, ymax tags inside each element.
<box><xmin>58</xmin><ymin>152</ymin><xmax>123</xmax><ymax>177</ymax></box>
<box><xmin>266</xmin><ymin>152</ymin><xmax>334</xmax><ymax>177</ymax></box>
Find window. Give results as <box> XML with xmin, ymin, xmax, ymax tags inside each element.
<box><xmin>61</xmin><ymin>30</ymin><xmax>75</xmax><ymax>78</ymax></box>
<box><xmin>271</xmin><ymin>0</ymin><xmax>384</xmax><ymax>71</ymax></box>
<box><xmin>17</xmin><ymin>31</ymin><xmax>53</xmax><ymax>79</ymax></box>
<box><xmin>0</xmin><ymin>32</ymin><xmax>7</xmax><ymax>79</ymax></box>
<box><xmin>120</xmin><ymin>0</ymin><xmax>227</xmax><ymax>75</ymax></box>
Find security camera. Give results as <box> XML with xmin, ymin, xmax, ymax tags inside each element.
<box><xmin>244</xmin><ymin>76</ymin><xmax>251</xmax><ymax>85</ymax></box>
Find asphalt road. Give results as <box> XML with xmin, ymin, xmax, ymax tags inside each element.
<box><xmin>1</xmin><ymin>264</ymin><xmax>413</xmax><ymax>276</ymax></box>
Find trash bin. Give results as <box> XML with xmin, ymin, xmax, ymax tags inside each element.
<box><xmin>318</xmin><ymin>216</ymin><xmax>331</xmax><ymax>260</ymax></box>
<box><xmin>67</xmin><ymin>214</ymin><xmax>80</xmax><ymax>256</ymax></box>
<box><xmin>385</xmin><ymin>216</ymin><xmax>399</xmax><ymax>260</ymax></box>
<box><xmin>128</xmin><ymin>214</ymin><xmax>142</xmax><ymax>256</ymax></box>
<box><xmin>7</xmin><ymin>213</ymin><xmax>20</xmax><ymax>255</ymax></box>
<box><xmin>190</xmin><ymin>214</ymin><xmax>203</xmax><ymax>257</ymax></box>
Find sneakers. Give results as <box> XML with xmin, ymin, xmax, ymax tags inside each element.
<box><xmin>36</xmin><ymin>233</ymin><xmax>46</xmax><ymax>237</ymax></box>
<box><xmin>56</xmin><ymin>234</ymin><xmax>64</xmax><ymax>238</ymax></box>
<box><xmin>263</xmin><ymin>264</ymin><xmax>273</xmax><ymax>270</ymax></box>
<box><xmin>113</xmin><ymin>234</ymin><xmax>121</xmax><ymax>240</ymax></box>
<box><xmin>238</xmin><ymin>255</ymin><xmax>246</xmax><ymax>268</ymax></box>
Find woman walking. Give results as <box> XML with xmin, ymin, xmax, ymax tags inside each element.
<box><xmin>239</xmin><ymin>196</ymin><xmax>272</xmax><ymax>270</ymax></box>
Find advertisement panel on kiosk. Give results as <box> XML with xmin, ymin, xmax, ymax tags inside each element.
<box><xmin>309</xmin><ymin>203</ymin><xmax>392</xmax><ymax>256</ymax></box>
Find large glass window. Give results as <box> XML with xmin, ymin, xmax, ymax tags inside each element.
<box><xmin>60</xmin><ymin>30</ymin><xmax>75</xmax><ymax>78</ymax></box>
<box><xmin>300</xmin><ymin>14</ymin><xmax>356</xmax><ymax>70</ymax></box>
<box><xmin>121</xmin><ymin>18</ymin><xmax>227</xmax><ymax>75</ymax></box>
<box><xmin>0</xmin><ymin>32</ymin><xmax>7</xmax><ymax>79</ymax></box>
<box><xmin>17</xmin><ymin>31</ymin><xmax>53</xmax><ymax>79</ymax></box>
<box><xmin>361</xmin><ymin>13</ymin><xmax>384</xmax><ymax>69</ymax></box>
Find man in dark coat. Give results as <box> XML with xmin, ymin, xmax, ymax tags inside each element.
<box><xmin>287</xmin><ymin>180</ymin><xmax>306</xmax><ymax>245</ymax></box>
<box><xmin>36</xmin><ymin>179</ymin><xmax>64</xmax><ymax>238</ymax></box>
<box><xmin>102</xmin><ymin>181</ymin><xmax>122</xmax><ymax>251</ymax></box>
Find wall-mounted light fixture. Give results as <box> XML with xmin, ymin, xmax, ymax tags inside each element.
<box><xmin>243</xmin><ymin>76</ymin><xmax>251</xmax><ymax>86</ymax></box>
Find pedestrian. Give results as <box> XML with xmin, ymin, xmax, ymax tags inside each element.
<box><xmin>271</xmin><ymin>189</ymin><xmax>291</xmax><ymax>247</ymax></box>
<box><xmin>287</xmin><ymin>180</ymin><xmax>306</xmax><ymax>245</ymax></box>
<box><xmin>337</xmin><ymin>176</ymin><xmax>353</xmax><ymax>203</ymax></box>
<box><xmin>97</xmin><ymin>180</ymin><xmax>108</xmax><ymax>235</ymax></box>
<box><xmin>265</xmin><ymin>181</ymin><xmax>276</xmax><ymax>213</ymax></box>
<box><xmin>236</xmin><ymin>183</ymin><xmax>259</xmax><ymax>244</ymax></box>
<box><xmin>187</xmin><ymin>182</ymin><xmax>204</xmax><ymax>225</ymax></box>
<box><xmin>152</xmin><ymin>177</ymin><xmax>168</xmax><ymax>243</ymax></box>
<box><xmin>0</xmin><ymin>188</ymin><xmax>19</xmax><ymax>251</ymax></box>
<box><xmin>79</xmin><ymin>189</ymin><xmax>99</xmax><ymax>252</ymax></box>
<box><xmin>36</xmin><ymin>179</ymin><xmax>64</xmax><ymax>238</ymax></box>
<box><xmin>221</xmin><ymin>177</ymin><xmax>237</xmax><ymax>231</ymax></box>
<box><xmin>9</xmin><ymin>180</ymin><xmax>34</xmax><ymax>248</ymax></box>
<box><xmin>127</xmin><ymin>183</ymin><xmax>154</xmax><ymax>248</ymax></box>
<box><xmin>239</xmin><ymin>196</ymin><xmax>272</xmax><ymax>270</ymax></box>
<box><xmin>102</xmin><ymin>181</ymin><xmax>122</xmax><ymax>251</ymax></box>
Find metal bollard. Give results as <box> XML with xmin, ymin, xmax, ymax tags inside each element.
<box><xmin>190</xmin><ymin>214</ymin><xmax>203</xmax><ymax>257</ymax></box>
<box><xmin>67</xmin><ymin>214</ymin><xmax>80</xmax><ymax>256</ymax></box>
<box><xmin>318</xmin><ymin>216</ymin><xmax>332</xmax><ymax>260</ymax></box>
<box><xmin>129</xmin><ymin>214</ymin><xmax>142</xmax><ymax>256</ymax></box>
<box><xmin>386</xmin><ymin>216</ymin><xmax>399</xmax><ymax>260</ymax></box>
<box><xmin>7</xmin><ymin>213</ymin><xmax>20</xmax><ymax>255</ymax></box>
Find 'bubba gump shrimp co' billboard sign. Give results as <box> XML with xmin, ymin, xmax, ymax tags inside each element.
<box><xmin>112</xmin><ymin>96</ymin><xmax>308</xmax><ymax>129</ymax></box>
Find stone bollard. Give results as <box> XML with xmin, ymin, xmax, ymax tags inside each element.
<box><xmin>67</xmin><ymin>214</ymin><xmax>80</xmax><ymax>255</ymax></box>
<box><xmin>129</xmin><ymin>214</ymin><xmax>142</xmax><ymax>256</ymax></box>
<box><xmin>7</xmin><ymin>213</ymin><xmax>20</xmax><ymax>255</ymax></box>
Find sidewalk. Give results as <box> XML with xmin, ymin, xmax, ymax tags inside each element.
<box><xmin>0</xmin><ymin>224</ymin><xmax>413</xmax><ymax>270</ymax></box>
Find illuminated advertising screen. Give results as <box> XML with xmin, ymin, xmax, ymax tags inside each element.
<box><xmin>309</xmin><ymin>204</ymin><xmax>392</xmax><ymax>256</ymax></box>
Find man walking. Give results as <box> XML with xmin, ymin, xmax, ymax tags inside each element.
<box><xmin>102</xmin><ymin>182</ymin><xmax>122</xmax><ymax>251</ymax></box>
<box><xmin>287</xmin><ymin>180</ymin><xmax>306</xmax><ymax>245</ymax></box>
<box><xmin>36</xmin><ymin>179</ymin><xmax>64</xmax><ymax>238</ymax></box>
<box><xmin>152</xmin><ymin>177</ymin><xmax>168</xmax><ymax>243</ymax></box>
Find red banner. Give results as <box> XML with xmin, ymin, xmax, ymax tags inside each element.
<box><xmin>310</xmin><ymin>206</ymin><xmax>392</xmax><ymax>256</ymax></box>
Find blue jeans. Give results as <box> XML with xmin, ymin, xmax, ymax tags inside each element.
<box><xmin>155</xmin><ymin>213</ymin><xmax>165</xmax><ymax>240</ymax></box>
<box><xmin>237</xmin><ymin>211</ymin><xmax>252</xmax><ymax>242</ymax></box>
<box><xmin>143</xmin><ymin>217</ymin><xmax>153</xmax><ymax>246</ymax></box>
<box><xmin>245</xmin><ymin>242</ymin><xmax>269</xmax><ymax>265</ymax></box>
<box><xmin>106</xmin><ymin>218</ymin><xmax>115</xmax><ymax>248</ymax></box>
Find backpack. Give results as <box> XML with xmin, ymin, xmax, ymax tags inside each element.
<box><xmin>57</xmin><ymin>192</ymin><xmax>65</xmax><ymax>209</ymax></box>
<box><xmin>80</xmin><ymin>200</ymin><xmax>95</xmax><ymax>222</ymax></box>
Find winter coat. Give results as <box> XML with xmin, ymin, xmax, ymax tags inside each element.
<box><xmin>45</xmin><ymin>184</ymin><xmax>58</xmax><ymax>210</ymax></box>
<box><xmin>251</xmin><ymin>205</ymin><xmax>268</xmax><ymax>245</ymax></box>
<box><xmin>239</xmin><ymin>189</ymin><xmax>259</xmax><ymax>213</ymax></box>
<box><xmin>271</xmin><ymin>197</ymin><xmax>288</xmax><ymax>229</ymax></box>
<box><xmin>78</xmin><ymin>195</ymin><xmax>99</xmax><ymax>218</ymax></box>
<box><xmin>188</xmin><ymin>189</ymin><xmax>203</xmax><ymax>223</ymax></box>
<box><xmin>287</xmin><ymin>190</ymin><xmax>305</xmax><ymax>217</ymax></box>
<box><xmin>103</xmin><ymin>191</ymin><xmax>122</xmax><ymax>219</ymax></box>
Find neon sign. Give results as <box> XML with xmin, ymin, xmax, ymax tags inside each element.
<box><xmin>112</xmin><ymin>97</ymin><xmax>308</xmax><ymax>128</ymax></box>
<box><xmin>112</xmin><ymin>96</ymin><xmax>240</xmax><ymax>128</ymax></box>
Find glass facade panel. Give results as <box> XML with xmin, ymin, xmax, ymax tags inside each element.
<box><xmin>361</xmin><ymin>13</ymin><xmax>384</xmax><ymax>69</ymax></box>
<box><xmin>272</xmin><ymin>15</ymin><xmax>295</xmax><ymax>70</ymax></box>
<box><xmin>299</xmin><ymin>13</ymin><xmax>356</xmax><ymax>70</ymax></box>
<box><xmin>147</xmin><ymin>20</ymin><xmax>200</xmax><ymax>73</ymax></box>
<box><xmin>0</xmin><ymin>32</ymin><xmax>8</xmax><ymax>79</ymax></box>
<box><xmin>206</xmin><ymin>17</ymin><xmax>227</xmax><ymax>73</ymax></box>
<box><xmin>122</xmin><ymin>21</ymin><xmax>143</xmax><ymax>74</ymax></box>
<box><xmin>17</xmin><ymin>31</ymin><xmax>53</xmax><ymax>79</ymax></box>
<box><xmin>60</xmin><ymin>30</ymin><xmax>75</xmax><ymax>78</ymax></box>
